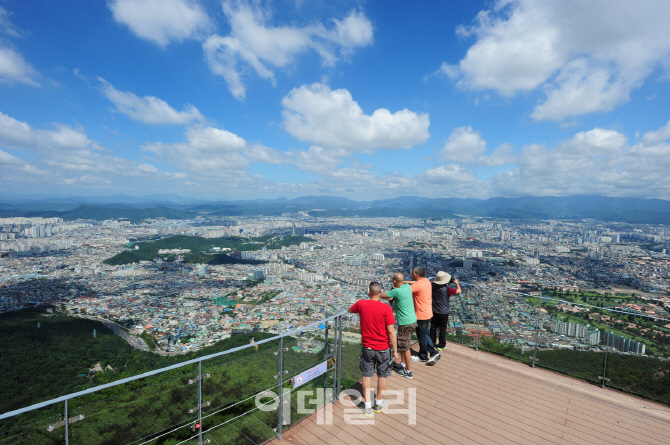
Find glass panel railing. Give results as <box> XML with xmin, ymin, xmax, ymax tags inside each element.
<box><xmin>204</xmin><ymin>410</ymin><xmax>277</xmax><ymax>445</ymax></box>
<box><xmin>338</xmin><ymin>313</ymin><xmax>362</xmax><ymax>391</ymax></box>
<box><xmin>68</xmin><ymin>366</ymin><xmax>198</xmax><ymax>445</ymax></box>
<box><xmin>201</xmin><ymin>339</ymin><xmax>281</xmax><ymax>416</ymax></box>
<box><xmin>444</xmin><ymin>283</ymin><xmax>670</xmax><ymax>406</ymax></box>
<box><xmin>603</xmin><ymin>351</ymin><xmax>670</xmax><ymax>405</ymax></box>
<box><xmin>0</xmin><ymin>313</ymin><xmax>351</xmax><ymax>445</ymax></box>
<box><xmin>199</xmin><ymin>339</ymin><xmax>280</xmax><ymax>442</ymax></box>
<box><xmin>282</xmin><ymin>320</ymin><xmax>334</xmax><ymax>428</ymax></box>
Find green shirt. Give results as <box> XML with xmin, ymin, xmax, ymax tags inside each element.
<box><xmin>386</xmin><ymin>283</ymin><xmax>417</xmax><ymax>326</ymax></box>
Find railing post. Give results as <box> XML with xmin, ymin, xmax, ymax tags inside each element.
<box><xmin>277</xmin><ymin>337</ymin><xmax>284</xmax><ymax>441</ymax></box>
<box><xmin>64</xmin><ymin>399</ymin><xmax>68</xmax><ymax>445</ymax></box>
<box><xmin>602</xmin><ymin>349</ymin><xmax>609</xmax><ymax>388</ymax></box>
<box><xmin>197</xmin><ymin>360</ymin><xmax>203</xmax><ymax>444</ymax></box>
<box><xmin>336</xmin><ymin>315</ymin><xmax>343</xmax><ymax>399</ymax></box>
<box><xmin>323</xmin><ymin>321</ymin><xmax>330</xmax><ymax>393</ymax></box>
<box><xmin>532</xmin><ymin>295</ymin><xmax>540</xmax><ymax>368</ymax></box>
<box><xmin>475</xmin><ymin>294</ymin><xmax>480</xmax><ymax>351</ymax></box>
<box><xmin>332</xmin><ymin>317</ymin><xmax>338</xmax><ymax>401</ymax></box>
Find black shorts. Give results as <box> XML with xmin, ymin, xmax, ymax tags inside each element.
<box><xmin>360</xmin><ymin>348</ymin><xmax>392</xmax><ymax>378</ymax></box>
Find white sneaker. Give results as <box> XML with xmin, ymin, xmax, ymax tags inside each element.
<box><xmin>411</xmin><ymin>356</ymin><xmax>427</xmax><ymax>362</ymax></box>
<box><xmin>426</xmin><ymin>353</ymin><xmax>441</xmax><ymax>366</ymax></box>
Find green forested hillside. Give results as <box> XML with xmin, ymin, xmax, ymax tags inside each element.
<box><xmin>0</xmin><ymin>307</ymin><xmax>357</xmax><ymax>445</ymax></box>
<box><xmin>103</xmin><ymin>234</ymin><xmax>311</xmax><ymax>265</ymax></box>
<box><xmin>0</xmin><ymin>308</ymin><xmax>275</xmax><ymax>416</ymax></box>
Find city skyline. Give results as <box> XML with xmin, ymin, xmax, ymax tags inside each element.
<box><xmin>1</xmin><ymin>1</ymin><xmax>670</xmax><ymax>200</ymax></box>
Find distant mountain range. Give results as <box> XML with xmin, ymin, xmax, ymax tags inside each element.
<box><xmin>1</xmin><ymin>195</ymin><xmax>669</xmax><ymax>224</ymax></box>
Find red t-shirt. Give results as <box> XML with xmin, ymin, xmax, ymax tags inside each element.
<box><xmin>350</xmin><ymin>299</ymin><xmax>396</xmax><ymax>350</ymax></box>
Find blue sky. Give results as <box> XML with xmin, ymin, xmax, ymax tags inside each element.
<box><xmin>1</xmin><ymin>0</ymin><xmax>669</xmax><ymax>201</ymax></box>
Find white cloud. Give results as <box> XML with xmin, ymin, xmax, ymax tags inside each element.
<box><xmin>289</xmin><ymin>145</ymin><xmax>349</xmax><ymax>174</ymax></box>
<box><xmin>483</xmin><ymin>124</ymin><xmax>670</xmax><ymax>198</ymax></box>
<box><xmin>307</xmin><ymin>168</ymin><xmax>415</xmax><ymax>197</ymax></box>
<box><xmin>203</xmin><ymin>2</ymin><xmax>373</xmax><ymax>99</ymax></box>
<box><xmin>0</xmin><ymin>7</ymin><xmax>22</xmax><ymax>38</ymax></box>
<box><xmin>108</xmin><ymin>0</ymin><xmax>211</xmax><ymax>47</ymax></box>
<box><xmin>640</xmin><ymin>120</ymin><xmax>670</xmax><ymax>146</ymax></box>
<box><xmin>62</xmin><ymin>175</ymin><xmax>113</xmax><ymax>186</ymax></box>
<box><xmin>419</xmin><ymin>164</ymin><xmax>477</xmax><ymax>185</ymax></box>
<box><xmin>0</xmin><ymin>149</ymin><xmax>46</xmax><ymax>180</ymax></box>
<box><xmin>0</xmin><ymin>111</ymin><xmax>34</xmax><ymax>148</ymax></box>
<box><xmin>0</xmin><ymin>7</ymin><xmax>39</xmax><ymax>86</ymax></box>
<box><xmin>439</xmin><ymin>126</ymin><xmax>487</xmax><ymax>164</ymax></box>
<box><xmin>143</xmin><ymin>125</ymin><xmax>285</xmax><ymax>180</ymax></box>
<box><xmin>455</xmin><ymin>3</ymin><xmax>564</xmax><ymax>96</ymax></box>
<box><xmin>531</xmin><ymin>59</ymin><xmax>632</xmax><ymax>121</ymax></box>
<box><xmin>99</xmin><ymin>78</ymin><xmax>204</xmax><ymax>124</ymax></box>
<box><xmin>330</xmin><ymin>10</ymin><xmax>374</xmax><ymax>54</ymax></box>
<box><xmin>560</xmin><ymin>127</ymin><xmax>627</xmax><ymax>156</ymax></box>
<box><xmin>0</xmin><ymin>111</ymin><xmax>173</xmax><ymax>183</ymax></box>
<box><xmin>245</xmin><ymin>144</ymin><xmax>286</xmax><ymax>165</ymax></box>
<box><xmin>443</xmin><ymin>0</ymin><xmax>670</xmax><ymax>121</ymax></box>
<box><xmin>435</xmin><ymin>62</ymin><xmax>460</xmax><ymax>79</ymax></box>
<box><xmin>282</xmin><ymin>83</ymin><xmax>430</xmax><ymax>151</ymax></box>
<box><xmin>477</xmin><ymin>143</ymin><xmax>515</xmax><ymax>166</ymax></box>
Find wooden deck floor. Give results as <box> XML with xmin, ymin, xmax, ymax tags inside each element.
<box><xmin>266</xmin><ymin>342</ymin><xmax>670</xmax><ymax>445</ymax></box>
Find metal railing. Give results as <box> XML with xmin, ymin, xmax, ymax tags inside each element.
<box><xmin>0</xmin><ymin>311</ymin><xmax>348</xmax><ymax>445</ymax></box>
<box><xmin>445</xmin><ymin>282</ymin><xmax>670</xmax><ymax>406</ymax></box>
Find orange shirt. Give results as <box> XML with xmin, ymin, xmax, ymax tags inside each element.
<box><xmin>410</xmin><ymin>277</ymin><xmax>433</xmax><ymax>320</ymax></box>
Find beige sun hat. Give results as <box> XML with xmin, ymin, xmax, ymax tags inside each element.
<box><xmin>434</xmin><ymin>271</ymin><xmax>451</xmax><ymax>285</ymax></box>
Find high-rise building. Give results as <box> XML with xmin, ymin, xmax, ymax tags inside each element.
<box><xmin>605</xmin><ymin>332</ymin><xmax>645</xmax><ymax>354</ymax></box>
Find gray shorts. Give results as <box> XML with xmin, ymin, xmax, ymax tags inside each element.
<box><xmin>360</xmin><ymin>348</ymin><xmax>392</xmax><ymax>378</ymax></box>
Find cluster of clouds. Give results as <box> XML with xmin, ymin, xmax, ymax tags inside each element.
<box><xmin>110</xmin><ymin>0</ymin><xmax>373</xmax><ymax>100</ymax></box>
<box><xmin>2</xmin><ymin>0</ymin><xmax>670</xmax><ymax>200</ymax></box>
<box><xmin>426</xmin><ymin>122</ymin><xmax>670</xmax><ymax>199</ymax></box>
<box><xmin>2</xmin><ymin>73</ymin><xmax>670</xmax><ymax>198</ymax></box>
<box><xmin>439</xmin><ymin>0</ymin><xmax>670</xmax><ymax>122</ymax></box>
<box><xmin>0</xmin><ymin>6</ymin><xmax>39</xmax><ymax>86</ymax></box>
<box><xmin>0</xmin><ymin>111</ymin><xmax>184</xmax><ymax>188</ymax></box>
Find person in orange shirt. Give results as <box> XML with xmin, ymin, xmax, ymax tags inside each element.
<box><xmin>406</xmin><ymin>267</ymin><xmax>440</xmax><ymax>365</ymax></box>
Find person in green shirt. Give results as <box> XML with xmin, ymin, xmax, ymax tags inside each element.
<box><xmin>381</xmin><ymin>273</ymin><xmax>417</xmax><ymax>379</ymax></box>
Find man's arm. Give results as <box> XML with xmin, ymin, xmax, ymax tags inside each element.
<box><xmin>380</xmin><ymin>287</ymin><xmax>395</xmax><ymax>300</ymax></box>
<box><xmin>454</xmin><ymin>278</ymin><xmax>462</xmax><ymax>294</ymax></box>
<box><xmin>386</xmin><ymin>324</ymin><xmax>400</xmax><ymax>361</ymax></box>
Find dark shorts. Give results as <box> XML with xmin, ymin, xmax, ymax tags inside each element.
<box><xmin>397</xmin><ymin>322</ymin><xmax>417</xmax><ymax>352</ymax></box>
<box><xmin>360</xmin><ymin>348</ymin><xmax>392</xmax><ymax>378</ymax></box>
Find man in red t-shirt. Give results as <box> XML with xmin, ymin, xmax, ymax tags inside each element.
<box><xmin>350</xmin><ymin>282</ymin><xmax>399</xmax><ymax>417</ymax></box>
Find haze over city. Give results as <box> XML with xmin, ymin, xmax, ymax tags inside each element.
<box><xmin>1</xmin><ymin>0</ymin><xmax>669</xmax><ymax>200</ymax></box>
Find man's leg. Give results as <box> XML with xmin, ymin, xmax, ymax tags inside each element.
<box><xmin>438</xmin><ymin>314</ymin><xmax>449</xmax><ymax>348</ymax></box>
<box><xmin>359</xmin><ymin>349</ymin><xmax>376</xmax><ymax>413</ymax></box>
<box><xmin>415</xmin><ymin>323</ymin><xmax>428</xmax><ymax>360</ymax></box>
<box><xmin>374</xmin><ymin>350</ymin><xmax>392</xmax><ymax>411</ymax></box>
<box><xmin>418</xmin><ymin>319</ymin><xmax>438</xmax><ymax>357</ymax></box>
<box><xmin>402</xmin><ymin>349</ymin><xmax>412</xmax><ymax>371</ymax></box>
<box><xmin>429</xmin><ymin>315</ymin><xmax>439</xmax><ymax>346</ymax></box>
<box><xmin>397</xmin><ymin>324</ymin><xmax>412</xmax><ymax>371</ymax></box>
<box><xmin>362</xmin><ymin>376</ymin><xmax>373</xmax><ymax>405</ymax></box>
<box><xmin>376</xmin><ymin>376</ymin><xmax>387</xmax><ymax>401</ymax></box>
